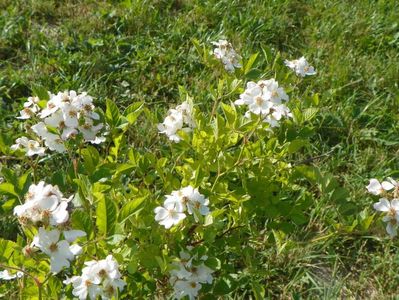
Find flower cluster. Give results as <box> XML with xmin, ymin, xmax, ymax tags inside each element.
<box><xmin>14</xmin><ymin>182</ymin><xmax>86</xmax><ymax>274</ymax></box>
<box><xmin>14</xmin><ymin>181</ymin><xmax>71</xmax><ymax>226</ymax></box>
<box><xmin>64</xmin><ymin>255</ymin><xmax>126</xmax><ymax>300</ymax></box>
<box><xmin>212</xmin><ymin>39</ymin><xmax>241</xmax><ymax>72</ymax></box>
<box><xmin>0</xmin><ymin>270</ymin><xmax>23</xmax><ymax>281</ymax></box>
<box><xmin>367</xmin><ymin>178</ymin><xmax>399</xmax><ymax>237</ymax></box>
<box><xmin>154</xmin><ymin>186</ymin><xmax>210</xmax><ymax>229</ymax></box>
<box><xmin>158</xmin><ymin>101</ymin><xmax>195</xmax><ymax>142</ymax></box>
<box><xmin>169</xmin><ymin>250</ymin><xmax>214</xmax><ymax>300</ymax></box>
<box><xmin>234</xmin><ymin>79</ymin><xmax>292</xmax><ymax>127</ymax></box>
<box><xmin>12</xmin><ymin>90</ymin><xmax>105</xmax><ymax>156</ymax></box>
<box><xmin>284</xmin><ymin>56</ymin><xmax>316</xmax><ymax>77</ymax></box>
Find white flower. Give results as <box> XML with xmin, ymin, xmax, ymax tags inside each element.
<box><xmin>0</xmin><ymin>270</ymin><xmax>23</xmax><ymax>280</ymax></box>
<box><xmin>212</xmin><ymin>40</ymin><xmax>241</xmax><ymax>72</ymax></box>
<box><xmin>40</xmin><ymin>94</ymin><xmax>62</xmax><ymax>118</ymax></box>
<box><xmin>173</xmin><ymin>280</ymin><xmax>202</xmax><ymax>300</ymax></box>
<box><xmin>154</xmin><ymin>200</ymin><xmax>186</xmax><ymax>229</ymax></box>
<box><xmin>176</xmin><ymin>101</ymin><xmax>196</xmax><ymax>129</ymax></box>
<box><xmin>158</xmin><ymin>109</ymin><xmax>185</xmax><ymax>142</ymax></box>
<box><xmin>63</xmin><ymin>230</ymin><xmax>87</xmax><ymax>243</ymax></box>
<box><xmin>284</xmin><ymin>56</ymin><xmax>316</xmax><ymax>77</ymax></box>
<box><xmin>31</xmin><ymin>228</ymin><xmax>78</xmax><ymax>274</ymax></box>
<box><xmin>169</xmin><ymin>250</ymin><xmax>214</xmax><ymax>300</ymax></box>
<box><xmin>14</xmin><ymin>181</ymin><xmax>70</xmax><ymax>226</ymax></box>
<box><xmin>366</xmin><ymin>178</ymin><xmax>398</xmax><ymax>195</ymax></box>
<box><xmin>235</xmin><ymin>79</ymin><xmax>291</xmax><ymax>127</ymax></box>
<box><xmin>78</xmin><ymin>118</ymin><xmax>104</xmax><ymax>142</ymax></box>
<box><xmin>261</xmin><ymin>79</ymin><xmax>289</xmax><ymax>105</ymax></box>
<box><xmin>180</xmin><ymin>186</ymin><xmax>210</xmax><ymax>220</ymax></box>
<box><xmin>61</xmin><ymin>103</ymin><xmax>80</xmax><ymax>128</ymax></box>
<box><xmin>64</xmin><ymin>275</ymin><xmax>102</xmax><ymax>300</ymax></box>
<box><xmin>10</xmin><ymin>137</ymin><xmax>46</xmax><ymax>156</ymax></box>
<box><xmin>64</xmin><ymin>255</ymin><xmax>125</xmax><ymax>300</ymax></box>
<box><xmin>373</xmin><ymin>198</ymin><xmax>399</xmax><ymax>237</ymax></box>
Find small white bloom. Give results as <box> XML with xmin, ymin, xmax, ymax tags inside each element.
<box><xmin>63</xmin><ymin>230</ymin><xmax>87</xmax><ymax>243</ymax></box>
<box><xmin>64</xmin><ymin>275</ymin><xmax>102</xmax><ymax>300</ymax></box>
<box><xmin>14</xmin><ymin>181</ymin><xmax>70</xmax><ymax>226</ymax></box>
<box><xmin>0</xmin><ymin>270</ymin><xmax>24</xmax><ymax>280</ymax></box>
<box><xmin>158</xmin><ymin>109</ymin><xmax>184</xmax><ymax>142</ymax></box>
<box><xmin>373</xmin><ymin>198</ymin><xmax>399</xmax><ymax>237</ymax></box>
<box><xmin>212</xmin><ymin>40</ymin><xmax>241</xmax><ymax>72</ymax></box>
<box><xmin>31</xmin><ymin>227</ymin><xmax>78</xmax><ymax>274</ymax></box>
<box><xmin>61</xmin><ymin>103</ymin><xmax>80</xmax><ymax>128</ymax></box>
<box><xmin>154</xmin><ymin>201</ymin><xmax>186</xmax><ymax>229</ymax></box>
<box><xmin>366</xmin><ymin>178</ymin><xmax>397</xmax><ymax>195</ymax></box>
<box><xmin>10</xmin><ymin>137</ymin><xmax>46</xmax><ymax>156</ymax></box>
<box><xmin>65</xmin><ymin>255</ymin><xmax>125</xmax><ymax>300</ymax></box>
<box><xmin>284</xmin><ymin>56</ymin><xmax>316</xmax><ymax>77</ymax></box>
<box><xmin>173</xmin><ymin>280</ymin><xmax>202</xmax><ymax>300</ymax></box>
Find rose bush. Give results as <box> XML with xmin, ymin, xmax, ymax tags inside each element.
<box><xmin>0</xmin><ymin>41</ymin><xmax>323</xmax><ymax>299</ymax></box>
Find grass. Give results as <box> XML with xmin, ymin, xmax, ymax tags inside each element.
<box><xmin>1</xmin><ymin>0</ymin><xmax>399</xmax><ymax>297</ymax></box>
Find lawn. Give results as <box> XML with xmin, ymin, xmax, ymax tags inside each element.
<box><xmin>1</xmin><ymin>0</ymin><xmax>399</xmax><ymax>298</ymax></box>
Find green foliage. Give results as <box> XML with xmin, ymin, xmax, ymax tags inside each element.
<box><xmin>0</xmin><ymin>0</ymin><xmax>398</xmax><ymax>299</ymax></box>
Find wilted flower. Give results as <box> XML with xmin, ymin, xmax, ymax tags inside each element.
<box><xmin>284</xmin><ymin>56</ymin><xmax>316</xmax><ymax>77</ymax></box>
<box><xmin>212</xmin><ymin>40</ymin><xmax>241</xmax><ymax>72</ymax></box>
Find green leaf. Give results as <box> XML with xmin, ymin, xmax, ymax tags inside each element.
<box><xmin>302</xmin><ymin>108</ymin><xmax>319</xmax><ymax>122</ymax></box>
<box><xmin>244</xmin><ymin>53</ymin><xmax>259</xmax><ymax>74</ymax></box>
<box><xmin>81</xmin><ymin>146</ymin><xmax>100</xmax><ymax>175</ymax></box>
<box><xmin>119</xmin><ymin>196</ymin><xmax>147</xmax><ymax>222</ymax></box>
<box><xmin>32</xmin><ymin>85</ymin><xmax>49</xmax><ymax>101</ymax></box>
<box><xmin>124</xmin><ymin>102</ymin><xmax>144</xmax><ymax>124</ymax></box>
<box><xmin>105</xmin><ymin>99</ymin><xmax>120</xmax><ymax>127</ymax></box>
<box><xmin>0</xmin><ymin>239</ymin><xmax>17</xmax><ymax>262</ymax></box>
<box><xmin>220</xmin><ymin>102</ymin><xmax>236</xmax><ymax>126</ymax></box>
<box><xmin>72</xmin><ymin>210</ymin><xmax>93</xmax><ymax>236</ymax></box>
<box><xmin>287</xmin><ymin>139</ymin><xmax>308</xmax><ymax>154</ymax></box>
<box><xmin>96</xmin><ymin>193</ymin><xmax>117</xmax><ymax>236</ymax></box>
<box><xmin>0</xmin><ymin>183</ymin><xmax>19</xmax><ymax>198</ymax></box>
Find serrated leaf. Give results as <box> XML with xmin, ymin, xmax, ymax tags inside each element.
<box><xmin>302</xmin><ymin>108</ymin><xmax>319</xmax><ymax>122</ymax></box>
<box><xmin>244</xmin><ymin>53</ymin><xmax>259</xmax><ymax>74</ymax></box>
<box><xmin>96</xmin><ymin>193</ymin><xmax>117</xmax><ymax>236</ymax></box>
<box><xmin>220</xmin><ymin>102</ymin><xmax>236</xmax><ymax>126</ymax></box>
<box><xmin>287</xmin><ymin>139</ymin><xmax>308</xmax><ymax>153</ymax></box>
<box><xmin>71</xmin><ymin>210</ymin><xmax>93</xmax><ymax>236</ymax></box>
<box><xmin>124</xmin><ymin>102</ymin><xmax>144</xmax><ymax>124</ymax></box>
<box><xmin>81</xmin><ymin>146</ymin><xmax>100</xmax><ymax>175</ymax></box>
<box><xmin>119</xmin><ymin>196</ymin><xmax>147</xmax><ymax>222</ymax></box>
<box><xmin>0</xmin><ymin>183</ymin><xmax>19</xmax><ymax>198</ymax></box>
<box><xmin>0</xmin><ymin>239</ymin><xmax>17</xmax><ymax>262</ymax></box>
<box><xmin>105</xmin><ymin>99</ymin><xmax>120</xmax><ymax>127</ymax></box>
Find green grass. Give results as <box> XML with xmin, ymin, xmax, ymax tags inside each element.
<box><xmin>1</xmin><ymin>0</ymin><xmax>399</xmax><ymax>297</ymax></box>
